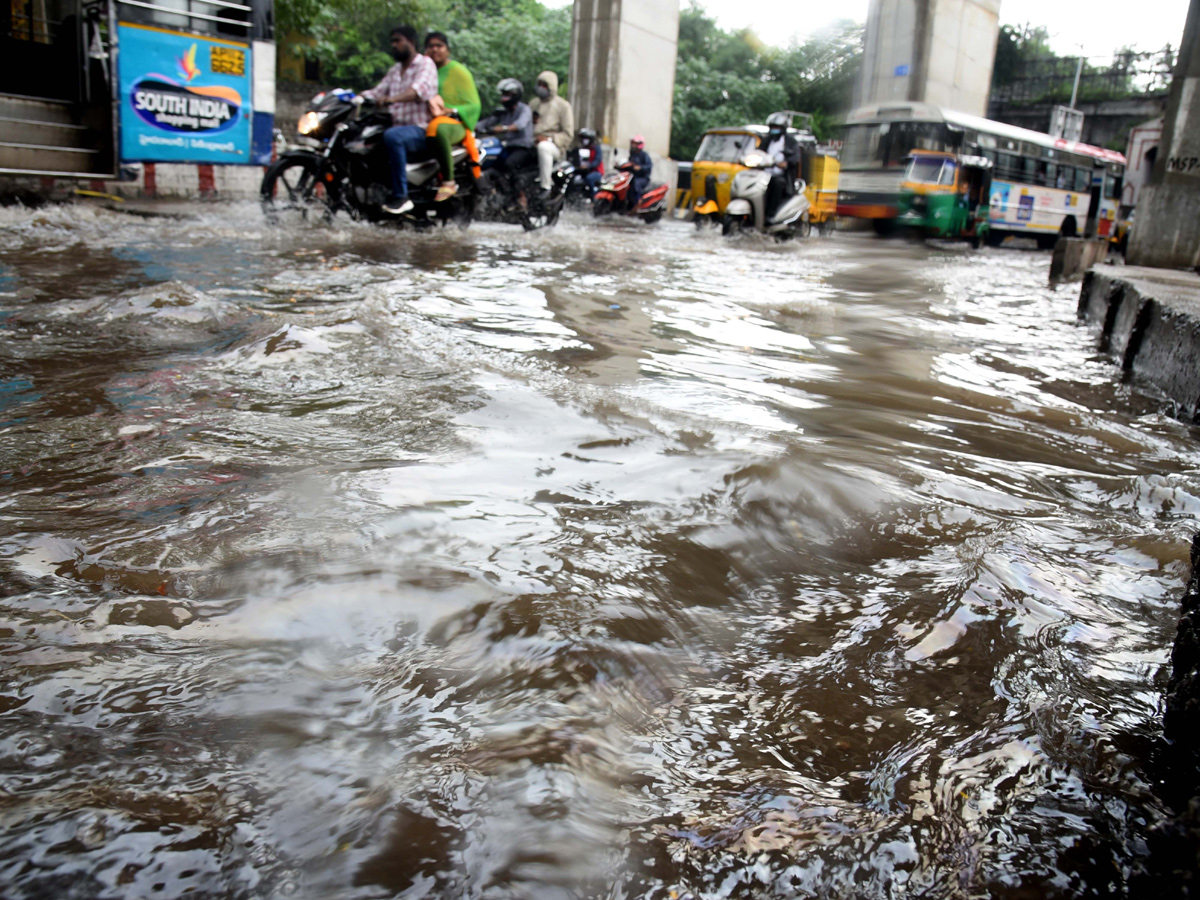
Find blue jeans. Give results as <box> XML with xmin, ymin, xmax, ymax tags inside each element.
<box><xmin>383</xmin><ymin>124</ymin><xmax>427</xmax><ymax>201</ymax></box>
<box><xmin>584</xmin><ymin>170</ymin><xmax>602</xmax><ymax>197</ymax></box>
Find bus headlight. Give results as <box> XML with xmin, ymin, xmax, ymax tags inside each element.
<box><xmin>297</xmin><ymin>111</ymin><xmax>325</xmax><ymax>136</ymax></box>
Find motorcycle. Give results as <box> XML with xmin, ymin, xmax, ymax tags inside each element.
<box><xmin>592</xmin><ymin>161</ymin><xmax>668</xmax><ymax>224</ymax></box>
<box><xmin>560</xmin><ymin>144</ymin><xmax>603</xmax><ymax>210</ymax></box>
<box><xmin>721</xmin><ymin>150</ymin><xmax>811</xmax><ymax>239</ymax></box>
<box><xmin>473</xmin><ymin>132</ymin><xmax>567</xmax><ymax>231</ymax></box>
<box><xmin>260</xmin><ymin>89</ymin><xmax>477</xmax><ymax>228</ymax></box>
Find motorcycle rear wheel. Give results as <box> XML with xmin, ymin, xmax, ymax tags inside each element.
<box><xmin>261</xmin><ymin>157</ymin><xmax>334</xmax><ymax>225</ymax></box>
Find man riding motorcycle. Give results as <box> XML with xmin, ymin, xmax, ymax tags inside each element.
<box><xmin>569</xmin><ymin>127</ymin><xmax>604</xmax><ymax>198</ymax></box>
<box><xmin>476</xmin><ymin>78</ymin><xmax>535</xmax><ymax>196</ymax></box>
<box><xmin>360</xmin><ymin>24</ymin><xmax>439</xmax><ymax>216</ymax></box>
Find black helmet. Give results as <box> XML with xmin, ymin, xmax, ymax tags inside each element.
<box><xmin>497</xmin><ymin>77</ymin><xmax>523</xmax><ymax>107</ymax></box>
<box><xmin>578</xmin><ymin>127</ymin><xmax>597</xmax><ymax>144</ymax></box>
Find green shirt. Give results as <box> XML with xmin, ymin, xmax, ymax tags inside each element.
<box><xmin>437</xmin><ymin>59</ymin><xmax>481</xmax><ymax>131</ymax></box>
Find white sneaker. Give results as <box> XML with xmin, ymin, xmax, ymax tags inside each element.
<box><xmin>382</xmin><ymin>197</ymin><xmax>414</xmax><ymax>215</ymax></box>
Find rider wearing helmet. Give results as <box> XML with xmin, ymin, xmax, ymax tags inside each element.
<box><xmin>763</xmin><ymin>112</ymin><xmax>802</xmax><ymax>220</ymax></box>
<box><xmin>568</xmin><ymin>127</ymin><xmax>604</xmax><ymax>198</ymax></box>
<box><xmin>626</xmin><ymin>135</ymin><xmax>652</xmax><ymax>209</ymax></box>
<box><xmin>476</xmin><ymin>78</ymin><xmax>535</xmax><ymax>178</ymax></box>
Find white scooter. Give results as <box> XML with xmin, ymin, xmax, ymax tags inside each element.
<box><xmin>722</xmin><ymin>151</ymin><xmax>811</xmax><ymax>239</ymax></box>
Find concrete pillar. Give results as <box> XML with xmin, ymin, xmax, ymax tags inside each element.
<box><xmin>857</xmin><ymin>0</ymin><xmax>999</xmax><ymax>117</ymax></box>
<box><xmin>1126</xmin><ymin>0</ymin><xmax>1200</xmax><ymax>270</ymax></box>
<box><xmin>568</xmin><ymin>0</ymin><xmax>679</xmax><ymax>159</ymax></box>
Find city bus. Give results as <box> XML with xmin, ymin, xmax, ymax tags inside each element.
<box><xmin>836</xmin><ymin>102</ymin><xmax>1126</xmax><ymax>247</ymax></box>
<box><xmin>1</xmin><ymin>0</ymin><xmax>275</xmax><ymax>179</ymax></box>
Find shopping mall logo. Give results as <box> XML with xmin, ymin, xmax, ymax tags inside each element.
<box><xmin>131</xmin><ymin>77</ymin><xmax>242</xmax><ymax>134</ymax></box>
<box><xmin>177</xmin><ymin>44</ymin><xmax>201</xmax><ymax>82</ymax></box>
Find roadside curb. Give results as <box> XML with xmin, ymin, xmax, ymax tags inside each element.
<box><xmin>1077</xmin><ymin>265</ymin><xmax>1200</xmax><ymax>420</ymax></box>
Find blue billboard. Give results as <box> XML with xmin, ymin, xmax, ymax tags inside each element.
<box><xmin>118</xmin><ymin>23</ymin><xmax>254</xmax><ymax>164</ymax></box>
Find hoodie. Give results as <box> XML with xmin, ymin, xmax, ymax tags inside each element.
<box><xmin>528</xmin><ymin>70</ymin><xmax>574</xmax><ymax>155</ymax></box>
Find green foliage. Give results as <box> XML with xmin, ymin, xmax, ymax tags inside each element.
<box><xmin>438</xmin><ymin>4</ymin><xmax>571</xmax><ymax>105</ymax></box>
<box><xmin>277</xmin><ymin>0</ymin><xmax>429</xmax><ymax>87</ymax></box>
<box><xmin>992</xmin><ymin>23</ymin><xmax>1054</xmax><ymax>89</ymax></box>
<box><xmin>671</xmin><ymin>3</ymin><xmax>861</xmax><ymax>158</ymax></box>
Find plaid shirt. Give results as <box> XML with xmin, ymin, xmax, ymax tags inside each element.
<box><xmin>363</xmin><ymin>54</ymin><xmax>438</xmax><ymax>127</ymax></box>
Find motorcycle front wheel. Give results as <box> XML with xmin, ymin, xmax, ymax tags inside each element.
<box><xmin>721</xmin><ymin>214</ymin><xmax>745</xmax><ymax>237</ymax></box>
<box><xmin>261</xmin><ymin>157</ymin><xmax>333</xmax><ymax>225</ymax></box>
<box><xmin>592</xmin><ymin>198</ymin><xmax>612</xmax><ymax>218</ymax></box>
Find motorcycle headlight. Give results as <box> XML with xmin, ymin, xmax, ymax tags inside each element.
<box><xmin>297</xmin><ymin>111</ymin><xmax>326</xmax><ymax>136</ymax></box>
<box><xmin>742</xmin><ymin>152</ymin><xmax>767</xmax><ymax>168</ymax></box>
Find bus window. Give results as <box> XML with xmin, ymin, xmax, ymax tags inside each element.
<box><xmin>996</xmin><ymin>152</ymin><xmax>1019</xmax><ymax>180</ymax></box>
<box><xmin>1105</xmin><ymin>174</ymin><xmax>1122</xmax><ymax>200</ymax></box>
<box><xmin>1044</xmin><ymin>163</ymin><xmax>1059</xmax><ymax>188</ymax></box>
<box><xmin>1022</xmin><ymin>157</ymin><xmax>1037</xmax><ymax>182</ymax></box>
<box><xmin>1074</xmin><ymin>167</ymin><xmax>1091</xmax><ymax>192</ymax></box>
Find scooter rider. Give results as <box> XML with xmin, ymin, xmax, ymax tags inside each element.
<box><xmin>626</xmin><ymin>135</ymin><xmax>651</xmax><ymax>209</ymax></box>
<box><xmin>763</xmin><ymin>112</ymin><xmax>802</xmax><ymax>221</ymax></box>
<box><xmin>569</xmin><ymin>128</ymin><xmax>604</xmax><ymax>197</ymax></box>
<box><xmin>476</xmin><ymin>78</ymin><xmax>535</xmax><ymax>193</ymax></box>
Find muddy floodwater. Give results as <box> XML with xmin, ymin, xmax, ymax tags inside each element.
<box><xmin>1</xmin><ymin>203</ymin><xmax>1198</xmax><ymax>899</ymax></box>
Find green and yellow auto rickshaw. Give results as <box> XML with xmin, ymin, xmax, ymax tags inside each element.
<box><xmin>896</xmin><ymin>150</ymin><xmax>992</xmax><ymax>246</ymax></box>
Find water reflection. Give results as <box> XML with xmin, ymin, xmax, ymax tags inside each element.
<box><xmin>0</xmin><ymin>201</ymin><xmax>1196</xmax><ymax>897</ymax></box>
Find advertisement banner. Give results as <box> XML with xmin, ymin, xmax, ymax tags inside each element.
<box><xmin>118</xmin><ymin>22</ymin><xmax>254</xmax><ymax>164</ymax></box>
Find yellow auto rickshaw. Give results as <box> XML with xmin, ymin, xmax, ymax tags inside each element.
<box><xmin>686</xmin><ymin>111</ymin><xmax>840</xmax><ymax>234</ymax></box>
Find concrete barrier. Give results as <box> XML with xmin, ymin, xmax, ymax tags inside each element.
<box><xmin>1077</xmin><ymin>266</ymin><xmax>1200</xmax><ymax>419</ymax></box>
<box><xmin>1</xmin><ymin>163</ymin><xmax>267</xmax><ymax>203</ymax></box>
<box><xmin>1049</xmin><ymin>236</ymin><xmax>1109</xmax><ymax>283</ymax></box>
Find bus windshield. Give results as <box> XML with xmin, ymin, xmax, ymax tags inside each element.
<box><xmin>905</xmin><ymin>156</ymin><xmax>956</xmax><ymax>185</ymax></box>
<box><xmin>841</xmin><ymin>121</ymin><xmax>956</xmax><ymax>170</ymax></box>
<box><xmin>695</xmin><ymin>132</ymin><xmax>760</xmax><ymax>163</ymax></box>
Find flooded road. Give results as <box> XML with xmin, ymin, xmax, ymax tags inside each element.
<box><xmin>1</xmin><ymin>203</ymin><xmax>1197</xmax><ymax>898</ymax></box>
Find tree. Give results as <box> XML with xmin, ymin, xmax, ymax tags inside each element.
<box><xmin>670</xmin><ymin>4</ymin><xmax>862</xmax><ymax>158</ymax></box>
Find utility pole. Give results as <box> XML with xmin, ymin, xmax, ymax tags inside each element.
<box><xmin>1070</xmin><ymin>48</ymin><xmax>1084</xmax><ymax>108</ymax></box>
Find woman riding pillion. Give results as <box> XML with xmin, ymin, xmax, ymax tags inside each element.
<box><xmin>423</xmin><ymin>31</ymin><xmax>481</xmax><ymax>203</ymax></box>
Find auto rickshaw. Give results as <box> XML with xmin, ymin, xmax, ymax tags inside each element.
<box><xmin>687</xmin><ymin>112</ymin><xmax>839</xmax><ymax>234</ymax></box>
<box><xmin>895</xmin><ymin>150</ymin><xmax>992</xmax><ymax>246</ymax></box>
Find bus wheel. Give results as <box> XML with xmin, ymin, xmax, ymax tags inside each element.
<box><xmin>871</xmin><ymin>218</ymin><xmax>895</xmax><ymax>237</ymax></box>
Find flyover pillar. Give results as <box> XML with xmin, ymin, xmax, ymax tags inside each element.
<box><xmin>857</xmin><ymin>0</ymin><xmax>1000</xmax><ymax>117</ymax></box>
<box><xmin>1126</xmin><ymin>0</ymin><xmax>1200</xmax><ymax>269</ymax></box>
<box><xmin>568</xmin><ymin>0</ymin><xmax>679</xmax><ymax>158</ymax></box>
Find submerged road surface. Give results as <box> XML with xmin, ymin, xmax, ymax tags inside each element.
<box><xmin>1</xmin><ymin>204</ymin><xmax>1197</xmax><ymax>898</ymax></box>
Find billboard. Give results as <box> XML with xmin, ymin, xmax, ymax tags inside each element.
<box><xmin>118</xmin><ymin>22</ymin><xmax>254</xmax><ymax>164</ymax></box>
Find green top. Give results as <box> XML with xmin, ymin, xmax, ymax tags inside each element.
<box><xmin>437</xmin><ymin>59</ymin><xmax>481</xmax><ymax>130</ymax></box>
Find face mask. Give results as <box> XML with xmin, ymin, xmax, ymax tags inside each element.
<box><xmin>392</xmin><ymin>46</ymin><xmax>412</xmax><ymax>63</ymax></box>
<box><xmin>535</xmin><ymin>86</ymin><xmax>550</xmax><ymax>100</ymax></box>
<box><xmin>502</xmin><ymin>95</ymin><xmax>517</xmax><ymax>108</ymax></box>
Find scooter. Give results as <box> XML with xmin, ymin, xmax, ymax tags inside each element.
<box><xmin>721</xmin><ymin>151</ymin><xmax>811</xmax><ymax>239</ymax></box>
<box><xmin>592</xmin><ymin>162</ymin><xmax>668</xmax><ymax>224</ymax></box>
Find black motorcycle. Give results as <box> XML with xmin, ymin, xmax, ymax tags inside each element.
<box><xmin>473</xmin><ymin>130</ymin><xmax>568</xmax><ymax>231</ymax></box>
<box><xmin>261</xmin><ymin>89</ymin><xmax>476</xmax><ymax>228</ymax></box>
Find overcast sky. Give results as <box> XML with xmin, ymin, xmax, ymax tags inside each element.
<box><xmin>546</xmin><ymin>1</ymin><xmax>1191</xmax><ymax>58</ymax></box>
<box><xmin>695</xmin><ymin>0</ymin><xmax>1190</xmax><ymax>56</ymax></box>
